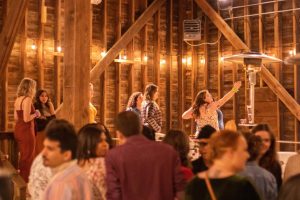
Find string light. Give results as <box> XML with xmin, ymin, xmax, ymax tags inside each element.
<box><xmin>31</xmin><ymin>43</ymin><xmax>37</xmax><ymax>50</ymax></box>
<box><xmin>57</xmin><ymin>46</ymin><xmax>62</xmax><ymax>52</ymax></box>
<box><xmin>160</xmin><ymin>59</ymin><xmax>166</xmax><ymax>65</ymax></box>
<box><xmin>143</xmin><ymin>55</ymin><xmax>148</xmax><ymax>62</ymax></box>
<box><xmin>100</xmin><ymin>51</ymin><xmax>106</xmax><ymax>57</ymax></box>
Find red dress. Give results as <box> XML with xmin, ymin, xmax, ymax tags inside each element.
<box><xmin>14</xmin><ymin>97</ymin><xmax>36</xmax><ymax>182</ymax></box>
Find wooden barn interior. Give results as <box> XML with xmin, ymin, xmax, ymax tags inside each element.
<box><xmin>0</xmin><ymin>0</ymin><xmax>300</xmax><ymax>198</ymax></box>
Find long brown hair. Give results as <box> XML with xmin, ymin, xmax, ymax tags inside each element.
<box><xmin>192</xmin><ymin>90</ymin><xmax>208</xmax><ymax>118</ymax></box>
<box><xmin>126</xmin><ymin>92</ymin><xmax>142</xmax><ymax>109</ymax></box>
<box><xmin>144</xmin><ymin>83</ymin><xmax>158</xmax><ymax>101</ymax></box>
<box><xmin>251</xmin><ymin>124</ymin><xmax>278</xmax><ymax>170</ymax></box>
<box><xmin>163</xmin><ymin>130</ymin><xmax>190</xmax><ymax>167</ymax></box>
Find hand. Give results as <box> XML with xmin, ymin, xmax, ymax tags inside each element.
<box><xmin>233</xmin><ymin>81</ymin><xmax>242</xmax><ymax>90</ymax></box>
<box><xmin>35</xmin><ymin>110</ymin><xmax>41</xmax><ymax>118</ymax></box>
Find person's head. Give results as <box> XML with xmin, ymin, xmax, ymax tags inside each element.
<box><xmin>197</xmin><ymin>125</ymin><xmax>216</xmax><ymax>160</ymax></box>
<box><xmin>115</xmin><ymin>111</ymin><xmax>142</xmax><ymax>139</ymax></box>
<box><xmin>88</xmin><ymin>83</ymin><xmax>94</xmax><ymax>101</ymax></box>
<box><xmin>42</xmin><ymin>119</ymin><xmax>77</xmax><ymax>168</ymax></box>
<box><xmin>77</xmin><ymin>124</ymin><xmax>110</xmax><ymax>163</ymax></box>
<box><xmin>127</xmin><ymin>92</ymin><xmax>143</xmax><ymax>109</ymax></box>
<box><xmin>96</xmin><ymin>123</ymin><xmax>113</xmax><ymax>149</ymax></box>
<box><xmin>251</xmin><ymin>124</ymin><xmax>276</xmax><ymax>160</ymax></box>
<box><xmin>242</xmin><ymin>132</ymin><xmax>263</xmax><ymax>162</ymax></box>
<box><xmin>224</xmin><ymin>120</ymin><xmax>237</xmax><ymax>131</ymax></box>
<box><xmin>34</xmin><ymin>89</ymin><xmax>51</xmax><ymax>112</ymax></box>
<box><xmin>17</xmin><ymin>78</ymin><xmax>36</xmax><ymax>99</ymax></box>
<box><xmin>278</xmin><ymin>174</ymin><xmax>300</xmax><ymax>200</ymax></box>
<box><xmin>192</xmin><ymin>90</ymin><xmax>213</xmax><ymax>117</ymax></box>
<box><xmin>208</xmin><ymin>130</ymin><xmax>249</xmax><ymax>172</ymax></box>
<box><xmin>142</xmin><ymin>125</ymin><xmax>155</xmax><ymax>140</ymax></box>
<box><xmin>144</xmin><ymin>83</ymin><xmax>158</xmax><ymax>101</ymax></box>
<box><xmin>163</xmin><ymin>130</ymin><xmax>190</xmax><ymax>167</ymax></box>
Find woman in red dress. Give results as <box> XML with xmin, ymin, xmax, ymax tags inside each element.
<box><xmin>14</xmin><ymin>78</ymin><xmax>40</xmax><ymax>182</ymax></box>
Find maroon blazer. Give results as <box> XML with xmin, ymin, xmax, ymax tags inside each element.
<box><xmin>105</xmin><ymin>134</ymin><xmax>185</xmax><ymax>200</ymax></box>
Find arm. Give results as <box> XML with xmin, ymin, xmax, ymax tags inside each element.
<box><xmin>105</xmin><ymin>154</ymin><xmax>121</xmax><ymax>200</ymax></box>
<box><xmin>23</xmin><ymin>98</ymin><xmax>37</xmax><ymax>123</ymax></box>
<box><xmin>216</xmin><ymin>81</ymin><xmax>241</xmax><ymax>108</ymax></box>
<box><xmin>146</xmin><ymin>103</ymin><xmax>161</xmax><ymax>132</ymax></box>
<box><xmin>48</xmin><ymin>102</ymin><xmax>55</xmax><ymax>115</ymax></box>
<box><xmin>182</xmin><ymin>107</ymin><xmax>193</xmax><ymax>119</ymax></box>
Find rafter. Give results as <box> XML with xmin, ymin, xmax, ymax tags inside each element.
<box><xmin>90</xmin><ymin>0</ymin><xmax>166</xmax><ymax>81</ymax></box>
<box><xmin>0</xmin><ymin>0</ymin><xmax>30</xmax><ymax>82</ymax></box>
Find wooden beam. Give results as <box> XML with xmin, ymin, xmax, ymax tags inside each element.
<box><xmin>217</xmin><ymin>8</ymin><xmax>223</xmax><ymax>100</ymax></box>
<box><xmin>177</xmin><ymin>0</ymin><xmax>184</xmax><ymax>129</ymax></box>
<box><xmin>274</xmin><ymin>0</ymin><xmax>282</xmax><ymax>139</ymax></box>
<box><xmin>230</xmin><ymin>11</ymin><xmax>237</xmax><ymax>121</ymax></box>
<box><xmin>195</xmin><ymin>0</ymin><xmax>300</xmax><ymax>121</ymax></box>
<box><xmin>166</xmin><ymin>0</ymin><xmax>173</xmax><ymax>130</ymax></box>
<box><xmin>191</xmin><ymin>1</ymin><xmax>197</xmax><ymax>133</ymax></box>
<box><xmin>258</xmin><ymin>0</ymin><xmax>264</xmax><ymax>86</ymax></box>
<box><xmin>153</xmin><ymin>10</ymin><xmax>160</xmax><ymax>85</ymax></box>
<box><xmin>99</xmin><ymin>0</ymin><xmax>107</xmax><ymax>124</ymax></box>
<box><xmin>203</xmin><ymin>16</ymin><xmax>209</xmax><ymax>88</ymax></box>
<box><xmin>90</xmin><ymin>0</ymin><xmax>166</xmax><ymax>82</ymax></box>
<box><xmin>0</xmin><ymin>0</ymin><xmax>30</xmax><ymax>82</ymax></box>
<box><xmin>115</xmin><ymin>0</ymin><xmax>121</xmax><ymax>114</ymax></box>
<box><xmin>20</xmin><ymin>8</ymin><xmax>27</xmax><ymax>77</ymax></box>
<box><xmin>127</xmin><ymin>0</ymin><xmax>135</xmax><ymax>95</ymax></box>
<box><xmin>140</xmin><ymin>0</ymin><xmax>148</xmax><ymax>91</ymax></box>
<box><xmin>61</xmin><ymin>0</ymin><xmax>91</xmax><ymax>128</ymax></box>
<box><xmin>292</xmin><ymin>0</ymin><xmax>300</xmax><ymax>148</ymax></box>
<box><xmin>37</xmin><ymin>0</ymin><xmax>45</xmax><ymax>89</ymax></box>
<box><xmin>54</xmin><ymin>0</ymin><xmax>62</xmax><ymax>108</ymax></box>
<box><xmin>194</xmin><ymin>0</ymin><xmax>249</xmax><ymax>52</ymax></box>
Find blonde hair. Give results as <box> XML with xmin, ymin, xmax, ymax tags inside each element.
<box><xmin>224</xmin><ymin>120</ymin><xmax>237</xmax><ymax>131</ymax></box>
<box><xmin>208</xmin><ymin>130</ymin><xmax>241</xmax><ymax>162</ymax></box>
<box><xmin>17</xmin><ymin>78</ymin><xmax>36</xmax><ymax>98</ymax></box>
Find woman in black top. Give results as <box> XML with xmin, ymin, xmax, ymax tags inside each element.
<box><xmin>185</xmin><ymin>130</ymin><xmax>261</xmax><ymax>200</ymax></box>
<box><xmin>34</xmin><ymin>89</ymin><xmax>55</xmax><ymax>155</ymax></box>
<box><xmin>252</xmin><ymin>124</ymin><xmax>282</xmax><ymax>190</ymax></box>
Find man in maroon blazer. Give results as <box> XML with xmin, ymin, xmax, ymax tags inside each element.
<box><xmin>105</xmin><ymin>111</ymin><xmax>186</xmax><ymax>200</ymax></box>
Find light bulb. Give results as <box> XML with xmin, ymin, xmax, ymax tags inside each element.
<box><xmin>57</xmin><ymin>46</ymin><xmax>62</xmax><ymax>52</ymax></box>
<box><xmin>31</xmin><ymin>44</ymin><xmax>37</xmax><ymax>50</ymax></box>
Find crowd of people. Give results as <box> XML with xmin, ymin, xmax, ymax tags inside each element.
<box><xmin>2</xmin><ymin>77</ymin><xmax>299</xmax><ymax>200</ymax></box>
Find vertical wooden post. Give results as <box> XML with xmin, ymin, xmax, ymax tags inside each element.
<box><xmin>1</xmin><ymin>0</ymin><xmax>8</xmax><ymax>131</ymax></box>
<box><xmin>292</xmin><ymin>0</ymin><xmax>300</xmax><ymax>149</ymax></box>
<box><xmin>115</xmin><ymin>0</ymin><xmax>122</xmax><ymax>115</ymax></box>
<box><xmin>128</xmin><ymin>0</ymin><xmax>135</xmax><ymax>95</ymax></box>
<box><xmin>140</xmin><ymin>0</ymin><xmax>148</xmax><ymax>91</ymax></box>
<box><xmin>62</xmin><ymin>0</ymin><xmax>91</xmax><ymax>128</ymax></box>
<box><xmin>37</xmin><ymin>0</ymin><xmax>45</xmax><ymax>89</ymax></box>
<box><xmin>203</xmin><ymin>16</ymin><xmax>208</xmax><ymax>88</ymax></box>
<box><xmin>217</xmin><ymin>8</ymin><xmax>223</xmax><ymax>100</ymax></box>
<box><xmin>54</xmin><ymin>0</ymin><xmax>61</xmax><ymax>108</ymax></box>
<box><xmin>20</xmin><ymin>8</ymin><xmax>27</xmax><ymax>77</ymax></box>
<box><xmin>177</xmin><ymin>0</ymin><xmax>184</xmax><ymax>129</ymax></box>
<box><xmin>191</xmin><ymin>1</ymin><xmax>197</xmax><ymax>133</ymax></box>
<box><xmin>166</xmin><ymin>0</ymin><xmax>173</xmax><ymax>130</ymax></box>
<box><xmin>99</xmin><ymin>0</ymin><xmax>107</xmax><ymax>124</ymax></box>
<box><xmin>153</xmin><ymin>10</ymin><xmax>160</xmax><ymax>86</ymax></box>
<box><xmin>230</xmin><ymin>13</ymin><xmax>237</xmax><ymax>121</ymax></box>
<box><xmin>274</xmin><ymin>0</ymin><xmax>282</xmax><ymax>140</ymax></box>
<box><xmin>258</xmin><ymin>0</ymin><xmax>264</xmax><ymax>87</ymax></box>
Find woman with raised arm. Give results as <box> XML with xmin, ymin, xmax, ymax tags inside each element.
<box><xmin>14</xmin><ymin>78</ymin><xmax>41</xmax><ymax>182</ymax></box>
<box><xmin>182</xmin><ymin>81</ymin><xmax>241</xmax><ymax>132</ymax></box>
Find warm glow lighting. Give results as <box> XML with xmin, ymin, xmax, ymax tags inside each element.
<box><xmin>200</xmin><ymin>58</ymin><xmax>205</xmax><ymax>64</ymax></box>
<box><xmin>160</xmin><ymin>59</ymin><xmax>166</xmax><ymax>65</ymax></box>
<box><xmin>143</xmin><ymin>55</ymin><xmax>148</xmax><ymax>62</ymax></box>
<box><xmin>289</xmin><ymin>50</ymin><xmax>293</xmax><ymax>56</ymax></box>
<box><xmin>57</xmin><ymin>46</ymin><xmax>62</xmax><ymax>52</ymax></box>
<box><xmin>182</xmin><ymin>58</ymin><xmax>187</xmax><ymax>64</ymax></box>
<box><xmin>220</xmin><ymin>57</ymin><xmax>224</xmax><ymax>62</ymax></box>
<box><xmin>100</xmin><ymin>51</ymin><xmax>106</xmax><ymax>57</ymax></box>
<box><xmin>123</xmin><ymin>55</ymin><xmax>127</xmax><ymax>60</ymax></box>
<box><xmin>294</xmin><ymin>49</ymin><xmax>296</xmax><ymax>55</ymax></box>
<box><xmin>289</xmin><ymin>49</ymin><xmax>296</xmax><ymax>56</ymax></box>
<box><xmin>187</xmin><ymin>57</ymin><xmax>192</xmax><ymax>65</ymax></box>
<box><xmin>31</xmin><ymin>44</ymin><xmax>37</xmax><ymax>50</ymax></box>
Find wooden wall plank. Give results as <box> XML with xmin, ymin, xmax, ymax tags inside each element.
<box><xmin>153</xmin><ymin>10</ymin><xmax>160</xmax><ymax>85</ymax></box>
<box><xmin>115</xmin><ymin>0</ymin><xmax>121</xmax><ymax>115</ymax></box>
<box><xmin>127</xmin><ymin>0</ymin><xmax>135</xmax><ymax>95</ymax></box>
<box><xmin>166</xmin><ymin>0</ymin><xmax>172</xmax><ymax>130</ymax></box>
<box><xmin>20</xmin><ymin>8</ymin><xmax>27</xmax><ymax>77</ymax></box>
<box><xmin>54</xmin><ymin>0</ymin><xmax>62</xmax><ymax>108</ymax></box>
<box><xmin>0</xmin><ymin>0</ymin><xmax>30</xmax><ymax>82</ymax></box>
<box><xmin>37</xmin><ymin>0</ymin><xmax>45</xmax><ymax>89</ymax></box>
<box><xmin>140</xmin><ymin>0</ymin><xmax>148</xmax><ymax>91</ymax></box>
<box><xmin>258</xmin><ymin>0</ymin><xmax>264</xmax><ymax>86</ymax></box>
<box><xmin>99</xmin><ymin>0</ymin><xmax>107</xmax><ymax>124</ymax></box>
<box><xmin>90</xmin><ymin>0</ymin><xmax>166</xmax><ymax>82</ymax></box>
<box><xmin>177</xmin><ymin>0</ymin><xmax>184</xmax><ymax>129</ymax></box>
<box><xmin>203</xmin><ymin>16</ymin><xmax>208</xmax><ymax>88</ymax></box>
<box><xmin>274</xmin><ymin>0</ymin><xmax>282</xmax><ymax>139</ymax></box>
<box><xmin>292</xmin><ymin>0</ymin><xmax>300</xmax><ymax>149</ymax></box>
